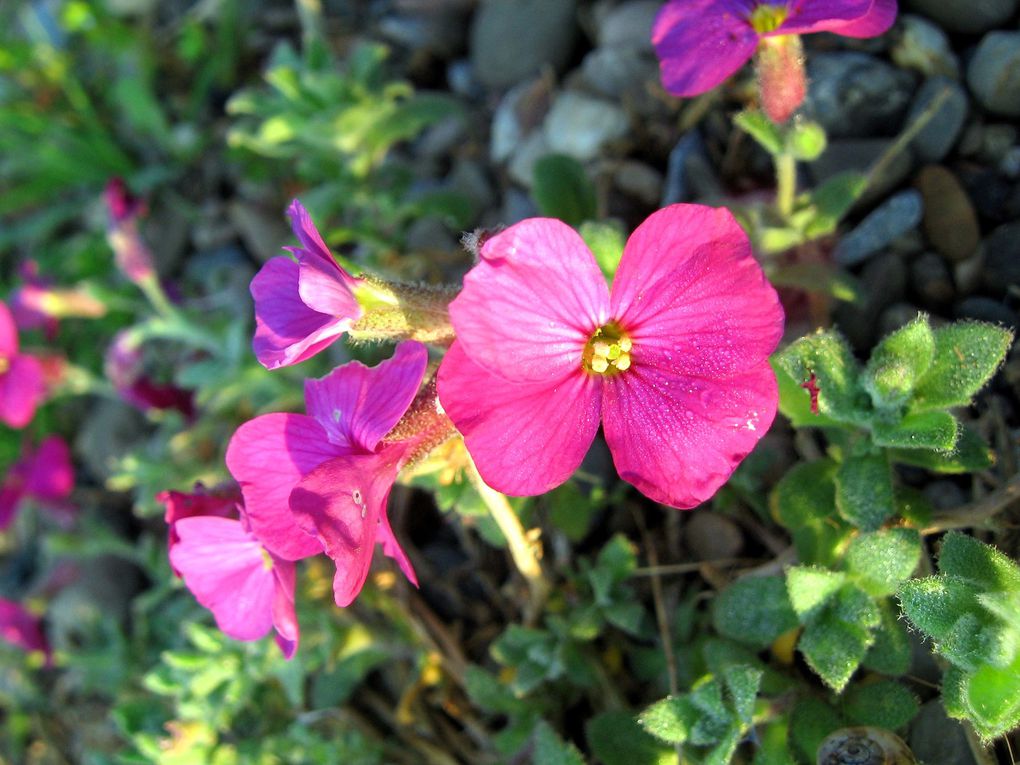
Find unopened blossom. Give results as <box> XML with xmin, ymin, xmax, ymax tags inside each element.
<box><xmin>170</xmin><ymin>509</ymin><xmax>299</xmax><ymax>658</ymax></box>
<box><xmin>0</xmin><ymin>301</ymin><xmax>45</xmax><ymax>429</ymax></box>
<box><xmin>653</xmin><ymin>0</ymin><xmax>896</xmax><ymax>121</ymax></box>
<box><xmin>0</xmin><ymin>436</ymin><xmax>74</xmax><ymax>531</ymax></box>
<box><xmin>437</xmin><ymin>205</ymin><xmax>784</xmax><ymax>509</ymax></box>
<box><xmin>228</xmin><ymin>342</ymin><xmax>451</xmax><ymax>606</ymax></box>
<box><xmin>251</xmin><ymin>200</ymin><xmax>363</xmax><ymax>369</ymax></box>
<box><xmin>11</xmin><ymin>262</ymin><xmax>105</xmax><ymax>337</ymax></box>
<box><xmin>105</xmin><ymin>330</ymin><xmax>194</xmax><ymax>417</ymax></box>
<box><xmin>0</xmin><ymin>598</ymin><xmax>51</xmax><ymax>664</ymax></box>
<box><xmin>105</xmin><ymin>178</ymin><xmax>157</xmax><ymax>285</ymax></box>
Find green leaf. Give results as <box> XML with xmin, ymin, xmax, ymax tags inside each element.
<box><xmin>938</xmin><ymin>532</ymin><xmax>1020</xmax><ymax>592</ymax></box>
<box><xmin>834</xmin><ymin>452</ymin><xmax>895</xmax><ymax>530</ymax></box>
<box><xmin>721</xmin><ymin>664</ymin><xmax>763</xmax><ymax>725</ymax></box>
<box><xmin>863</xmin><ymin>314</ymin><xmax>935</xmax><ymax>408</ymax></box>
<box><xmin>789</xmin><ymin>697</ymin><xmax>843</xmax><ymax>764</ymax></box>
<box><xmin>532</xmin><ymin>154</ymin><xmax>597</xmax><ymax>226</ymax></box>
<box><xmin>872</xmin><ymin>410</ymin><xmax>959</xmax><ymax>451</ymax></box>
<box><xmin>774</xmin><ymin>360</ymin><xmax>840</xmax><ymax>428</ymax></box>
<box><xmin>787</xmin><ymin>567</ymin><xmax>847</xmax><ymax>619</ymax></box>
<box><xmin>771</xmin><ymin>460</ymin><xmax>850</xmax><ymax>566</ymax></box>
<box><xmin>464</xmin><ymin>666</ymin><xmax>527</xmax><ymax>715</ymax></box>
<box><xmin>753</xmin><ymin>721</ymin><xmax>796</xmax><ymax>765</ymax></box>
<box><xmin>910</xmin><ymin>322</ymin><xmax>1014</xmax><ymax>412</ymax></box>
<box><xmin>735</xmin><ymin>110</ymin><xmax>783</xmax><ymax>155</ymax></box>
<box><xmin>845</xmin><ymin>528</ymin><xmax>922</xmax><ymax>597</ymax></box>
<box><xmin>963</xmin><ymin>652</ymin><xmax>1020</xmax><ymax>741</ymax></box>
<box><xmin>787</xmin><ymin>121</ymin><xmax>827</xmax><ymax>162</ymax></box>
<box><xmin>842</xmin><ymin>680</ymin><xmax>919</xmax><ymax>729</ymax></box>
<box><xmin>802</xmin><ymin>172</ymin><xmax>868</xmax><ymax>239</ymax></box>
<box><xmin>586</xmin><ymin>712</ymin><xmax>678</xmax><ymax>765</ymax></box>
<box><xmin>898</xmin><ymin>575</ymin><xmax>982</xmax><ymax>644</ymax></box>
<box><xmin>639</xmin><ymin>696</ymin><xmax>697</xmax><ymax>745</ymax></box>
<box><xmin>798</xmin><ymin>609</ymin><xmax>875</xmax><ymax>691</ymax></box>
<box><xmin>579</xmin><ymin>221</ymin><xmax>626</xmax><ymax>282</ymax></box>
<box><xmin>534</xmin><ymin>721</ymin><xmax>586</xmax><ymax>765</ymax></box>
<box><xmin>889</xmin><ymin>424</ymin><xmax>994</xmax><ymax>473</ymax></box>
<box><xmin>712</xmin><ymin>575</ymin><xmax>799</xmax><ymax>649</ymax></box>
<box><xmin>776</xmin><ymin>330</ymin><xmax>871</xmax><ymax>425</ymax></box>
<box><xmin>862</xmin><ymin>599</ymin><xmax>912</xmax><ymax>675</ymax></box>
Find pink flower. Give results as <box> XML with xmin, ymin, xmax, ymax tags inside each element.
<box><xmin>0</xmin><ymin>436</ymin><xmax>74</xmax><ymax>530</ymax></box>
<box><xmin>227</xmin><ymin>342</ymin><xmax>442</xmax><ymax>606</ymax></box>
<box><xmin>169</xmin><ymin>511</ymin><xmax>299</xmax><ymax>658</ymax></box>
<box><xmin>105</xmin><ymin>179</ymin><xmax>156</xmax><ymax>284</ymax></box>
<box><xmin>105</xmin><ymin>330</ymin><xmax>195</xmax><ymax>417</ymax></box>
<box><xmin>437</xmin><ymin>205</ymin><xmax>784</xmax><ymax>509</ymax></box>
<box><xmin>653</xmin><ymin>0</ymin><xmax>896</xmax><ymax>119</ymax></box>
<box><xmin>0</xmin><ymin>598</ymin><xmax>51</xmax><ymax>664</ymax></box>
<box><xmin>251</xmin><ymin>200</ymin><xmax>363</xmax><ymax>369</ymax></box>
<box><xmin>157</xmin><ymin>484</ymin><xmax>239</xmax><ymax>574</ymax></box>
<box><xmin>0</xmin><ymin>301</ymin><xmax>45</xmax><ymax>429</ymax></box>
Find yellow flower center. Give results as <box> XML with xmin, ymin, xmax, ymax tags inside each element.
<box><xmin>260</xmin><ymin>548</ymin><xmax>274</xmax><ymax>571</ymax></box>
<box><xmin>749</xmin><ymin>3</ymin><xmax>789</xmax><ymax>34</ymax></box>
<box><xmin>582</xmin><ymin>323</ymin><xmax>632</xmax><ymax>376</ymax></box>
<box><xmin>0</xmin><ymin>356</ymin><xmax>8</xmax><ymax>375</ymax></box>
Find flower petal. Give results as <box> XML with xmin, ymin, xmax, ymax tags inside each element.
<box><xmin>287</xmin><ymin>199</ymin><xmax>342</xmax><ymax>270</ymax></box>
<box><xmin>652</xmin><ymin>0</ymin><xmax>758</xmax><ymax>97</ymax></box>
<box><xmin>818</xmin><ymin>0</ymin><xmax>897</xmax><ymax>38</ymax></box>
<box><xmin>449</xmin><ymin>218</ymin><xmax>608</xmax><ymax>383</ymax></box>
<box><xmin>298</xmin><ymin>255</ymin><xmax>362</xmax><ymax>319</ymax></box>
<box><xmin>0</xmin><ymin>302</ymin><xmax>18</xmax><ymax>357</ymax></box>
<box><xmin>776</xmin><ymin>0</ymin><xmax>888</xmax><ymax>35</ymax></box>
<box><xmin>602</xmin><ymin>360</ymin><xmax>778</xmax><ymax>508</ymax></box>
<box><xmin>22</xmin><ymin>436</ymin><xmax>73</xmax><ymax>502</ymax></box>
<box><xmin>0</xmin><ymin>354</ymin><xmax>44</xmax><ymax>429</ymax></box>
<box><xmin>304</xmin><ymin>342</ymin><xmax>428</xmax><ymax>451</ymax></box>
<box><xmin>0</xmin><ymin>598</ymin><xmax>50</xmax><ymax>660</ymax></box>
<box><xmin>251</xmin><ymin>257</ymin><xmax>347</xmax><ymax>369</ymax></box>
<box><xmin>170</xmin><ymin>516</ymin><xmax>276</xmax><ymax>641</ymax></box>
<box><xmin>437</xmin><ymin>341</ymin><xmax>601</xmax><ymax>496</ymax></box>
<box><xmin>0</xmin><ymin>484</ymin><xmax>24</xmax><ymax>531</ymax></box>
<box><xmin>289</xmin><ymin>452</ymin><xmax>406</xmax><ymax>607</ymax></box>
<box><xmin>226</xmin><ymin>413</ymin><xmax>340</xmax><ymax>560</ymax></box>
<box><xmin>611</xmin><ymin>205</ymin><xmax>783</xmax><ymax>378</ymax></box>
<box><xmin>271</xmin><ymin>557</ymin><xmax>299</xmax><ymax>659</ymax></box>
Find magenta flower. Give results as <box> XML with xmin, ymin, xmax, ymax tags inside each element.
<box><xmin>157</xmin><ymin>484</ymin><xmax>239</xmax><ymax>575</ymax></box>
<box><xmin>105</xmin><ymin>330</ymin><xmax>195</xmax><ymax>417</ymax></box>
<box><xmin>437</xmin><ymin>205</ymin><xmax>784</xmax><ymax>509</ymax></box>
<box><xmin>0</xmin><ymin>301</ymin><xmax>45</xmax><ymax>429</ymax></box>
<box><xmin>0</xmin><ymin>436</ymin><xmax>74</xmax><ymax>530</ymax></box>
<box><xmin>227</xmin><ymin>342</ymin><xmax>437</xmax><ymax>605</ymax></box>
<box><xmin>653</xmin><ymin>0</ymin><xmax>896</xmax><ymax>120</ymax></box>
<box><xmin>0</xmin><ymin>598</ymin><xmax>51</xmax><ymax>664</ymax></box>
<box><xmin>251</xmin><ymin>200</ymin><xmax>364</xmax><ymax>369</ymax></box>
<box><xmin>170</xmin><ymin>511</ymin><xmax>299</xmax><ymax>658</ymax></box>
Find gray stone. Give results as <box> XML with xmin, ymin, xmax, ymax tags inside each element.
<box><xmin>908</xmin><ymin>77</ymin><xmax>968</xmax><ymax>163</ymax></box>
<box><xmin>614</xmin><ymin>160</ymin><xmax>663</xmax><ymax>205</ymax></box>
<box><xmin>834</xmin><ymin>191</ymin><xmax>924</xmax><ymax>267</ymax></box>
<box><xmin>878</xmin><ymin>302</ymin><xmax>923</xmax><ymax>339</ymax></box>
<box><xmin>956</xmin><ymin>297</ymin><xmax>1018</xmax><ymax>330</ymax></box>
<box><xmin>662</xmin><ymin>129</ymin><xmax>723</xmax><ymax>205</ymax></box>
<box><xmin>953</xmin><ymin>249</ymin><xmax>986</xmax><ymax>296</ymax></box>
<box><xmin>685</xmin><ymin>513</ymin><xmax>744</xmax><ymax>562</ymax></box>
<box><xmin>543</xmin><ymin>91</ymin><xmax>629</xmax><ymax>161</ymax></box>
<box><xmin>983</xmin><ymin>222</ymin><xmax>1020</xmax><ymax>297</ymax></box>
<box><xmin>470</xmin><ymin>0</ymin><xmax>577</xmax><ymax>89</ymax></box>
<box><xmin>891</xmin><ymin>15</ymin><xmax>959</xmax><ymax>79</ymax></box>
<box><xmin>905</xmin><ymin>0</ymin><xmax>1017</xmax><ymax>34</ymax></box>
<box><xmin>490</xmin><ymin>76</ymin><xmax>552</xmax><ymax>163</ymax></box>
<box><xmin>596</xmin><ymin>1</ymin><xmax>659</xmax><ymax>51</ymax></box>
<box><xmin>75</xmin><ymin>400</ymin><xmax>150</xmax><ymax>482</ymax></box>
<box><xmin>967</xmin><ymin>32</ymin><xmax>1020</xmax><ymax>118</ymax></box>
<box><xmin>911</xmin><ymin>251</ymin><xmax>955</xmax><ymax>308</ymax></box>
<box><xmin>507</xmin><ymin>131</ymin><xmax>551</xmax><ymax>187</ymax></box>
<box><xmin>580</xmin><ymin>46</ymin><xmax>658</xmax><ymax>101</ymax></box>
<box><xmin>804</xmin><ymin>53</ymin><xmax>915</xmax><ymax>139</ymax></box>
<box><xmin>908</xmin><ymin>700</ymin><xmax>977</xmax><ymax>765</ymax></box>
<box><xmin>836</xmin><ymin>254</ymin><xmax>908</xmax><ymax>350</ymax></box>
<box><xmin>809</xmin><ymin>139</ymin><xmax>915</xmax><ymax>207</ymax></box>
<box><xmin>916</xmin><ymin>165</ymin><xmax>980</xmax><ymax>263</ymax></box>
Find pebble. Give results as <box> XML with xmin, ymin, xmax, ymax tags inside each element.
<box><xmin>470</xmin><ymin>0</ymin><xmax>577</xmax><ymax>89</ymax></box>
<box><xmin>915</xmin><ymin>166</ymin><xmax>980</xmax><ymax>262</ymax></box>
<box><xmin>910</xmin><ymin>251</ymin><xmax>955</xmax><ymax>309</ymax></box>
<box><xmin>982</xmin><ymin>222</ymin><xmax>1020</xmax><ymax>297</ymax></box>
<box><xmin>580</xmin><ymin>46</ymin><xmax>658</xmax><ymax>101</ymax></box>
<box><xmin>544</xmin><ymin>91</ymin><xmax>630</xmax><ymax>161</ymax></box>
<box><xmin>905</xmin><ymin>0</ymin><xmax>1018</xmax><ymax>34</ymax></box>
<box><xmin>956</xmin><ymin>297</ymin><xmax>1018</xmax><ymax>330</ymax></box>
<box><xmin>909</xmin><ymin>701</ymin><xmax>977</xmax><ymax>765</ymax></box>
<box><xmin>684</xmin><ymin>513</ymin><xmax>744</xmax><ymax>562</ymax></box>
<box><xmin>878</xmin><ymin>302</ymin><xmax>923</xmax><ymax>338</ymax></box>
<box><xmin>490</xmin><ymin>77</ymin><xmax>552</xmax><ymax>164</ymax></box>
<box><xmin>596</xmin><ymin>1</ymin><xmax>659</xmax><ymax>51</ymax></box>
<box><xmin>804</xmin><ymin>53</ymin><xmax>915</xmax><ymax>139</ymax></box>
<box><xmin>953</xmin><ymin>249</ymin><xmax>986</xmax><ymax>296</ymax></box>
<box><xmin>833</xmin><ymin>191</ymin><xmax>924</xmax><ymax>267</ymax></box>
<box><xmin>661</xmin><ymin>130</ymin><xmax>721</xmax><ymax>205</ymax></box>
<box><xmin>835</xmin><ymin>254</ymin><xmax>907</xmax><ymax>351</ymax></box>
<box><xmin>967</xmin><ymin>32</ymin><xmax>1020</xmax><ymax>118</ymax></box>
<box><xmin>907</xmin><ymin>77</ymin><xmax>968</xmax><ymax>163</ymax></box>
<box><xmin>613</xmin><ymin>160</ymin><xmax>663</xmax><ymax>205</ymax></box>
<box><xmin>891</xmin><ymin>15</ymin><xmax>959</xmax><ymax>79</ymax></box>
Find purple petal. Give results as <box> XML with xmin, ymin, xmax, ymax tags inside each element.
<box><xmin>170</xmin><ymin>516</ymin><xmax>276</xmax><ymax>641</ymax></box>
<box><xmin>652</xmin><ymin>0</ymin><xmax>759</xmax><ymax>97</ymax></box>
<box><xmin>378</xmin><ymin>499</ymin><xmax>418</xmax><ymax>587</ymax></box>
<box><xmin>304</xmin><ymin>342</ymin><xmax>428</xmax><ymax>451</ymax></box>
<box><xmin>449</xmin><ymin>218</ymin><xmax>609</xmax><ymax>384</ymax></box>
<box><xmin>271</xmin><ymin>557</ymin><xmax>299</xmax><ymax>659</ymax></box>
<box><xmin>226</xmin><ymin>413</ymin><xmax>344</xmax><ymax>560</ymax></box>
<box><xmin>22</xmin><ymin>436</ymin><xmax>73</xmax><ymax>502</ymax></box>
<box><xmin>610</xmin><ymin>205</ymin><xmax>784</xmax><ymax>379</ymax></box>
<box><xmin>0</xmin><ymin>484</ymin><xmax>24</xmax><ymax>531</ymax></box>
<box><xmin>286</xmin><ymin>199</ymin><xmax>341</xmax><ymax>270</ymax></box>
<box><xmin>289</xmin><ymin>452</ymin><xmax>405</xmax><ymax>607</ymax></box>
<box><xmin>0</xmin><ymin>598</ymin><xmax>50</xmax><ymax>660</ymax></box>
<box><xmin>251</xmin><ymin>257</ymin><xmax>347</xmax><ymax>369</ymax></box>
<box><xmin>777</xmin><ymin>0</ymin><xmax>885</xmax><ymax>35</ymax></box>
<box><xmin>818</xmin><ymin>0</ymin><xmax>897</xmax><ymax>37</ymax></box>
<box><xmin>0</xmin><ymin>301</ymin><xmax>20</xmax><ymax>356</ymax></box>
<box><xmin>437</xmin><ymin>341</ymin><xmax>601</xmax><ymax>496</ymax></box>
<box><xmin>603</xmin><ymin>361</ymin><xmax>778</xmax><ymax>508</ymax></box>
<box><xmin>297</xmin><ymin>256</ymin><xmax>362</xmax><ymax>319</ymax></box>
<box><xmin>0</xmin><ymin>354</ymin><xmax>45</xmax><ymax>429</ymax></box>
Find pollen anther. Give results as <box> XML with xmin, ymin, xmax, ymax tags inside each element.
<box><xmin>583</xmin><ymin>322</ymin><xmax>634</xmax><ymax>376</ymax></box>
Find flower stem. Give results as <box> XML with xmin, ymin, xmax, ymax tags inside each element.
<box><xmin>775</xmin><ymin>150</ymin><xmax>797</xmax><ymax>221</ymax></box>
<box><xmin>467</xmin><ymin>462</ymin><xmax>549</xmax><ymax>624</ymax></box>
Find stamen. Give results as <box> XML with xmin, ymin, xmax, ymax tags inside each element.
<box><xmin>748</xmin><ymin>3</ymin><xmax>789</xmax><ymax>34</ymax></box>
<box><xmin>0</xmin><ymin>357</ymin><xmax>8</xmax><ymax>375</ymax></box>
<box><xmin>582</xmin><ymin>322</ymin><xmax>634</xmax><ymax>376</ymax></box>
<box><xmin>591</xmin><ymin>357</ymin><xmax>610</xmax><ymax>374</ymax></box>
<box><xmin>615</xmin><ymin>353</ymin><xmax>631</xmax><ymax>372</ymax></box>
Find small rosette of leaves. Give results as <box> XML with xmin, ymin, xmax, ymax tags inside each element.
<box><xmin>899</xmin><ymin>533</ymin><xmax>1020</xmax><ymax>740</ymax></box>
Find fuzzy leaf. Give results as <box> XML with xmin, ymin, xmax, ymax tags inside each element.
<box><xmin>863</xmin><ymin>314</ymin><xmax>935</xmax><ymax>408</ymax></box>
<box><xmin>535</xmin><ymin>721</ymin><xmax>586</xmax><ymax>765</ymax></box>
<box><xmin>898</xmin><ymin>574</ymin><xmax>981</xmax><ymax>644</ymax></box>
<box><xmin>845</xmin><ymin>528</ymin><xmax>922</xmax><ymax>597</ymax></box>
<box><xmin>910</xmin><ymin>322</ymin><xmax>1013</xmax><ymax>412</ymax></box>
<box><xmin>722</xmin><ymin>664</ymin><xmax>763</xmax><ymax>725</ymax></box>
<box><xmin>776</xmin><ymin>331</ymin><xmax>870</xmax><ymax>425</ymax></box>
<box><xmin>889</xmin><ymin>425</ymin><xmax>993</xmax><ymax>473</ymax></box>
<box><xmin>964</xmin><ymin>652</ymin><xmax>1020</xmax><ymax>740</ymax></box>
<box><xmin>862</xmin><ymin>599</ymin><xmax>911</xmax><ymax>675</ymax></box>
<box><xmin>842</xmin><ymin>680</ymin><xmax>919</xmax><ymax>729</ymax></box>
<box><xmin>835</xmin><ymin>452</ymin><xmax>895</xmax><ymax>530</ymax></box>
<box><xmin>803</xmin><ymin>172</ymin><xmax>868</xmax><ymax>239</ymax></box>
<box><xmin>734</xmin><ymin>110</ymin><xmax>783</xmax><ymax>155</ymax></box>
<box><xmin>586</xmin><ymin>712</ymin><xmax>677</xmax><ymax>765</ymax></box>
<box><xmin>872</xmin><ymin>410</ymin><xmax>958</xmax><ymax>451</ymax></box>
<box><xmin>580</xmin><ymin>221</ymin><xmax>626</xmax><ymax>283</ymax></box>
<box><xmin>787</xmin><ymin>121</ymin><xmax>827</xmax><ymax>162</ymax></box>
<box><xmin>774</xmin><ymin>360</ymin><xmax>840</xmax><ymax>428</ymax></box>
<box><xmin>787</xmin><ymin>567</ymin><xmax>847</xmax><ymax>619</ymax></box>
<box><xmin>937</xmin><ymin>532</ymin><xmax>1020</xmax><ymax>592</ymax></box>
<box><xmin>533</xmin><ymin>154</ymin><xmax>597</xmax><ymax>227</ymax></box>
<box><xmin>712</xmin><ymin>575</ymin><xmax>799</xmax><ymax>649</ymax></box>
<box><xmin>639</xmin><ymin>696</ymin><xmax>697</xmax><ymax>745</ymax></box>
<box><xmin>789</xmin><ymin>698</ymin><xmax>843</xmax><ymax>763</ymax></box>
<box><xmin>798</xmin><ymin>607</ymin><xmax>875</xmax><ymax>691</ymax></box>
<box><xmin>771</xmin><ymin>460</ymin><xmax>849</xmax><ymax>566</ymax></box>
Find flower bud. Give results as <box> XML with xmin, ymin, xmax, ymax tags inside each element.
<box><xmin>755</xmin><ymin>34</ymin><xmax>806</xmax><ymax>125</ymax></box>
